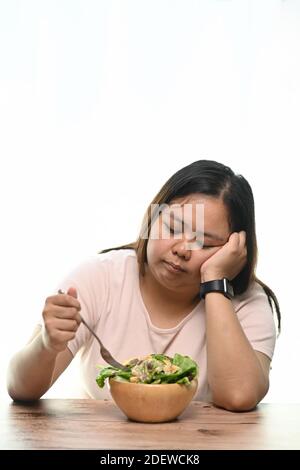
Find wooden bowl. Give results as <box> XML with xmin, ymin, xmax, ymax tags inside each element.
<box><xmin>109</xmin><ymin>378</ymin><xmax>198</xmax><ymax>423</ymax></box>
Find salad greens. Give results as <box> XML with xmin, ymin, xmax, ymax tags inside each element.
<box><xmin>96</xmin><ymin>353</ymin><xmax>198</xmax><ymax>388</ymax></box>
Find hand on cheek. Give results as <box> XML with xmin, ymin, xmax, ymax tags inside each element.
<box><xmin>200</xmin><ymin>231</ymin><xmax>247</xmax><ymax>283</ymax></box>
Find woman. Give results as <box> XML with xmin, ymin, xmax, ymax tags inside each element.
<box><xmin>7</xmin><ymin>160</ymin><xmax>280</xmax><ymax>411</ymax></box>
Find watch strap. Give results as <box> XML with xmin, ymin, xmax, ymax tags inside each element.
<box><xmin>199</xmin><ymin>278</ymin><xmax>234</xmax><ymax>300</ymax></box>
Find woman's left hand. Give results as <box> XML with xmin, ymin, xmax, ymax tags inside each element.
<box><xmin>200</xmin><ymin>231</ymin><xmax>247</xmax><ymax>282</ymax></box>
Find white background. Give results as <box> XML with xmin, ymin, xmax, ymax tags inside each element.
<box><xmin>0</xmin><ymin>0</ymin><xmax>299</xmax><ymax>402</ymax></box>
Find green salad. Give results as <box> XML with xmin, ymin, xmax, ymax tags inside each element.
<box><xmin>96</xmin><ymin>353</ymin><xmax>198</xmax><ymax>388</ymax></box>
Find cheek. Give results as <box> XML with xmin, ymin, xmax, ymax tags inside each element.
<box><xmin>146</xmin><ymin>244</ymin><xmax>155</xmax><ymax>264</ymax></box>
<box><xmin>146</xmin><ymin>239</ymin><xmax>170</xmax><ymax>263</ymax></box>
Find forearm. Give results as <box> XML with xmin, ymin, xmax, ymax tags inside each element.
<box><xmin>205</xmin><ymin>292</ymin><xmax>268</xmax><ymax>411</ymax></box>
<box><xmin>7</xmin><ymin>332</ymin><xmax>58</xmax><ymax>401</ymax></box>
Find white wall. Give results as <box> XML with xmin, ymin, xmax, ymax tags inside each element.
<box><xmin>1</xmin><ymin>0</ymin><xmax>299</xmax><ymax>402</ymax></box>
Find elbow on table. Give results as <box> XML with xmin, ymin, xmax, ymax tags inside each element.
<box><xmin>8</xmin><ymin>392</ymin><xmax>42</xmax><ymax>402</ymax></box>
<box><xmin>213</xmin><ymin>385</ymin><xmax>269</xmax><ymax>412</ymax></box>
<box><xmin>218</xmin><ymin>394</ymin><xmax>258</xmax><ymax>412</ymax></box>
<box><xmin>7</xmin><ymin>382</ymin><xmax>43</xmax><ymax>402</ymax></box>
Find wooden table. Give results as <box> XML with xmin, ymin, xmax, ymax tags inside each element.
<box><xmin>1</xmin><ymin>399</ymin><xmax>299</xmax><ymax>450</ymax></box>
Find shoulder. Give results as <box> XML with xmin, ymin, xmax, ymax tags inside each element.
<box><xmin>66</xmin><ymin>249</ymin><xmax>137</xmax><ymax>277</ymax></box>
<box><xmin>94</xmin><ymin>249</ymin><xmax>138</xmax><ymax>278</ymax></box>
<box><xmin>232</xmin><ymin>281</ymin><xmax>276</xmax><ymax>328</ymax></box>
<box><xmin>57</xmin><ymin>249</ymin><xmax>138</xmax><ymax>328</ymax></box>
<box><xmin>233</xmin><ymin>281</ymin><xmax>272</xmax><ymax>311</ymax></box>
<box><xmin>57</xmin><ymin>249</ymin><xmax>138</xmax><ymax>293</ymax></box>
<box><xmin>96</xmin><ymin>248</ymin><xmax>137</xmax><ymax>265</ymax></box>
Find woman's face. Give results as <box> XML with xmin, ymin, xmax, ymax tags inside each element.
<box><xmin>145</xmin><ymin>194</ymin><xmax>231</xmax><ymax>294</ymax></box>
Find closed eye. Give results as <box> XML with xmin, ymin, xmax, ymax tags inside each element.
<box><xmin>164</xmin><ymin>223</ymin><xmax>222</xmax><ymax>249</ymax></box>
<box><xmin>202</xmin><ymin>244</ymin><xmax>223</xmax><ymax>249</ymax></box>
<box><xmin>169</xmin><ymin>227</ymin><xmax>181</xmax><ymax>234</ymax></box>
<box><xmin>163</xmin><ymin>223</ymin><xmax>182</xmax><ymax>235</ymax></box>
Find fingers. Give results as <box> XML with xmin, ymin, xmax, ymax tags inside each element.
<box><xmin>238</xmin><ymin>230</ymin><xmax>246</xmax><ymax>248</ymax></box>
<box><xmin>47</xmin><ymin>292</ymin><xmax>81</xmax><ymax>311</ymax></box>
<box><xmin>44</xmin><ymin>290</ymin><xmax>82</xmax><ymax>326</ymax></box>
<box><xmin>226</xmin><ymin>232</ymin><xmax>247</xmax><ymax>270</ymax></box>
<box><xmin>67</xmin><ymin>286</ymin><xmax>78</xmax><ymax>299</ymax></box>
<box><xmin>42</xmin><ymin>287</ymin><xmax>83</xmax><ymax>354</ymax></box>
<box><xmin>238</xmin><ymin>231</ymin><xmax>247</xmax><ymax>260</ymax></box>
<box><xmin>45</xmin><ymin>329</ymin><xmax>77</xmax><ymax>346</ymax></box>
<box><xmin>201</xmin><ymin>231</ymin><xmax>248</xmax><ymax>283</ymax></box>
<box><xmin>228</xmin><ymin>232</ymin><xmax>240</xmax><ymax>251</ymax></box>
<box><xmin>55</xmin><ymin>319</ymin><xmax>79</xmax><ymax>332</ymax></box>
<box><xmin>46</xmin><ymin>305</ymin><xmax>81</xmax><ymax>324</ymax></box>
<box><xmin>44</xmin><ymin>316</ymin><xmax>79</xmax><ymax>333</ymax></box>
<box><xmin>228</xmin><ymin>231</ymin><xmax>246</xmax><ymax>250</ymax></box>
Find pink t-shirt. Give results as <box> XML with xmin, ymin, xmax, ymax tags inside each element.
<box><xmin>53</xmin><ymin>249</ymin><xmax>277</xmax><ymax>401</ymax></box>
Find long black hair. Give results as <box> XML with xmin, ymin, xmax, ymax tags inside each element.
<box><xmin>101</xmin><ymin>160</ymin><xmax>281</xmax><ymax>332</ymax></box>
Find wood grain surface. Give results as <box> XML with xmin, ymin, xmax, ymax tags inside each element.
<box><xmin>1</xmin><ymin>399</ymin><xmax>299</xmax><ymax>450</ymax></box>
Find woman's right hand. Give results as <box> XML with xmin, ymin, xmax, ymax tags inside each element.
<box><xmin>41</xmin><ymin>287</ymin><xmax>81</xmax><ymax>354</ymax></box>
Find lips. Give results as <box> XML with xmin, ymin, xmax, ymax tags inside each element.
<box><xmin>164</xmin><ymin>261</ymin><xmax>185</xmax><ymax>272</ymax></box>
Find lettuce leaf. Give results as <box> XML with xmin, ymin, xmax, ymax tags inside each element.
<box><xmin>96</xmin><ymin>353</ymin><xmax>198</xmax><ymax>388</ymax></box>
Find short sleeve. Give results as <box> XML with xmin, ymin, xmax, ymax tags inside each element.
<box><xmin>51</xmin><ymin>256</ymin><xmax>109</xmax><ymax>357</ymax></box>
<box><xmin>234</xmin><ymin>282</ymin><xmax>277</xmax><ymax>360</ymax></box>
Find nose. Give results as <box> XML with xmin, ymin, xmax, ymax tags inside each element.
<box><xmin>172</xmin><ymin>239</ymin><xmax>191</xmax><ymax>261</ymax></box>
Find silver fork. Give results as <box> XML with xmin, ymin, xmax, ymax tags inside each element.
<box><xmin>58</xmin><ymin>289</ymin><xmax>129</xmax><ymax>371</ymax></box>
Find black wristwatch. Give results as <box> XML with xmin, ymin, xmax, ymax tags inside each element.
<box><xmin>199</xmin><ymin>278</ymin><xmax>234</xmax><ymax>300</ymax></box>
